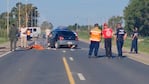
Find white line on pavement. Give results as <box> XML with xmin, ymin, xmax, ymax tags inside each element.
<box><xmin>70</xmin><ymin>48</ymin><xmax>75</xmax><ymax>51</ymax></box>
<box><xmin>77</xmin><ymin>73</ymin><xmax>86</xmax><ymax>80</ymax></box>
<box><xmin>0</xmin><ymin>51</ymin><xmax>11</xmax><ymax>58</ymax></box>
<box><xmin>0</xmin><ymin>47</ymin><xmax>20</xmax><ymax>58</ymax></box>
<box><xmin>62</xmin><ymin>50</ymin><xmax>66</xmax><ymax>53</ymax></box>
<box><xmin>69</xmin><ymin>57</ymin><xmax>74</xmax><ymax>61</ymax></box>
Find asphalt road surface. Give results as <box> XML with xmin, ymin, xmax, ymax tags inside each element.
<box><xmin>0</xmin><ymin>39</ymin><xmax>149</xmax><ymax>84</ymax></box>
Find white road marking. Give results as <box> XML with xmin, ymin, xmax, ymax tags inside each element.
<box><xmin>62</xmin><ymin>50</ymin><xmax>66</xmax><ymax>53</ymax></box>
<box><xmin>47</xmin><ymin>47</ymin><xmax>50</xmax><ymax>49</ymax></box>
<box><xmin>69</xmin><ymin>57</ymin><xmax>74</xmax><ymax>61</ymax></box>
<box><xmin>0</xmin><ymin>47</ymin><xmax>20</xmax><ymax>58</ymax></box>
<box><xmin>77</xmin><ymin>73</ymin><xmax>86</xmax><ymax>80</ymax></box>
<box><xmin>80</xmin><ymin>48</ymin><xmax>89</xmax><ymax>50</ymax></box>
<box><xmin>46</xmin><ymin>48</ymin><xmax>57</xmax><ymax>50</ymax></box>
<box><xmin>53</xmin><ymin>48</ymin><xmax>57</xmax><ymax>50</ymax></box>
<box><xmin>70</xmin><ymin>48</ymin><xmax>75</xmax><ymax>51</ymax></box>
<box><xmin>0</xmin><ymin>51</ymin><xmax>11</xmax><ymax>58</ymax></box>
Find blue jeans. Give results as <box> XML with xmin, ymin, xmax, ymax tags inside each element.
<box><xmin>116</xmin><ymin>40</ymin><xmax>124</xmax><ymax>56</ymax></box>
<box><xmin>88</xmin><ymin>41</ymin><xmax>100</xmax><ymax>56</ymax></box>
<box><xmin>130</xmin><ymin>39</ymin><xmax>138</xmax><ymax>53</ymax></box>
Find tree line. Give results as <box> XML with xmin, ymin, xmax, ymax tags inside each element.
<box><xmin>1</xmin><ymin>0</ymin><xmax>149</xmax><ymax>37</ymax></box>
<box><xmin>68</xmin><ymin>0</ymin><xmax>149</xmax><ymax>37</ymax></box>
<box><xmin>124</xmin><ymin>0</ymin><xmax>149</xmax><ymax>36</ymax></box>
<box><xmin>0</xmin><ymin>2</ymin><xmax>39</xmax><ymax>29</ymax></box>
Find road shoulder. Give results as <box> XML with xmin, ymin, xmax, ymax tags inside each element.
<box><xmin>0</xmin><ymin>42</ymin><xmax>11</xmax><ymax>56</ymax></box>
<box><xmin>79</xmin><ymin>39</ymin><xmax>149</xmax><ymax>66</ymax></box>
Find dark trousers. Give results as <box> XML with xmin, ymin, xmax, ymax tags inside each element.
<box><xmin>27</xmin><ymin>35</ymin><xmax>30</xmax><ymax>41</ymax></box>
<box><xmin>130</xmin><ymin>39</ymin><xmax>138</xmax><ymax>53</ymax></box>
<box><xmin>104</xmin><ymin>38</ymin><xmax>112</xmax><ymax>57</ymax></box>
<box><xmin>88</xmin><ymin>41</ymin><xmax>100</xmax><ymax>56</ymax></box>
<box><xmin>116</xmin><ymin>40</ymin><xmax>124</xmax><ymax>56</ymax></box>
<box><xmin>10</xmin><ymin>38</ymin><xmax>17</xmax><ymax>51</ymax></box>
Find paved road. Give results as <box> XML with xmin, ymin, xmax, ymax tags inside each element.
<box><xmin>0</xmin><ymin>39</ymin><xmax>149</xmax><ymax>84</ymax></box>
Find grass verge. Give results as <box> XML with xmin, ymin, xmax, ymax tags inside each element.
<box><xmin>78</xmin><ymin>31</ymin><xmax>149</xmax><ymax>54</ymax></box>
<box><xmin>0</xmin><ymin>37</ymin><xmax>8</xmax><ymax>44</ymax></box>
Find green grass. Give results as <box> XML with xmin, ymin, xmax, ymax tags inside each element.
<box><xmin>78</xmin><ymin>31</ymin><xmax>149</xmax><ymax>54</ymax></box>
<box><xmin>0</xmin><ymin>29</ymin><xmax>8</xmax><ymax>44</ymax></box>
<box><xmin>78</xmin><ymin>31</ymin><xmax>90</xmax><ymax>40</ymax></box>
<box><xmin>0</xmin><ymin>37</ymin><xmax>8</xmax><ymax>44</ymax></box>
<box><xmin>123</xmin><ymin>37</ymin><xmax>149</xmax><ymax>53</ymax></box>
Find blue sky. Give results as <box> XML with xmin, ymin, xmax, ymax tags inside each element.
<box><xmin>0</xmin><ymin>0</ymin><xmax>129</xmax><ymax>27</ymax></box>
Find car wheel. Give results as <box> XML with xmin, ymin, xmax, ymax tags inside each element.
<box><xmin>55</xmin><ymin>42</ymin><xmax>59</xmax><ymax>49</ymax></box>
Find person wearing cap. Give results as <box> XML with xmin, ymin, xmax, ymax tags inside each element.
<box><xmin>115</xmin><ymin>23</ymin><xmax>127</xmax><ymax>57</ymax></box>
<box><xmin>88</xmin><ymin>23</ymin><xmax>102</xmax><ymax>58</ymax></box>
<box><xmin>102</xmin><ymin>23</ymin><xmax>113</xmax><ymax>58</ymax></box>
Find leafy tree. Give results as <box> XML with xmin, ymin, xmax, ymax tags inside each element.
<box><xmin>28</xmin><ymin>6</ymin><xmax>39</xmax><ymax>27</ymax></box>
<box><xmin>0</xmin><ymin>12</ymin><xmax>7</xmax><ymax>29</ymax></box>
<box><xmin>68</xmin><ymin>23</ymin><xmax>81</xmax><ymax>31</ymax></box>
<box><xmin>108</xmin><ymin>16</ymin><xmax>123</xmax><ymax>31</ymax></box>
<box><xmin>68</xmin><ymin>23</ymin><xmax>92</xmax><ymax>32</ymax></box>
<box><xmin>124</xmin><ymin>0</ymin><xmax>149</xmax><ymax>36</ymax></box>
<box><xmin>40</xmin><ymin>21</ymin><xmax>53</xmax><ymax>32</ymax></box>
<box><xmin>0</xmin><ymin>2</ymin><xmax>39</xmax><ymax>38</ymax></box>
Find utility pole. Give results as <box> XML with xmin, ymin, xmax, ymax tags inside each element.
<box><xmin>76</xmin><ymin>16</ymin><xmax>78</xmax><ymax>32</ymax></box>
<box><xmin>31</xmin><ymin>11</ymin><xmax>33</xmax><ymax>27</ymax></box>
<box><xmin>25</xmin><ymin>0</ymin><xmax>28</xmax><ymax>27</ymax></box>
<box><xmin>87</xmin><ymin>18</ymin><xmax>90</xmax><ymax>31</ymax></box>
<box><xmin>6</xmin><ymin>0</ymin><xmax>10</xmax><ymax>36</ymax></box>
<box><xmin>18</xmin><ymin>0</ymin><xmax>21</xmax><ymax>29</ymax></box>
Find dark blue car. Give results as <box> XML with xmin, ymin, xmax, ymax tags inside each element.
<box><xmin>48</xmin><ymin>27</ymin><xmax>78</xmax><ymax>48</ymax></box>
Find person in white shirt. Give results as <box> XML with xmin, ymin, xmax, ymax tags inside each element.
<box><xmin>20</xmin><ymin>25</ymin><xmax>27</xmax><ymax>48</ymax></box>
<box><xmin>45</xmin><ymin>28</ymin><xmax>51</xmax><ymax>38</ymax></box>
<box><xmin>45</xmin><ymin>28</ymin><xmax>51</xmax><ymax>42</ymax></box>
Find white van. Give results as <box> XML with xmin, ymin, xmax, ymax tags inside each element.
<box><xmin>28</xmin><ymin>27</ymin><xmax>41</xmax><ymax>38</ymax></box>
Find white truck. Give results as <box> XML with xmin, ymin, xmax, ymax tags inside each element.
<box><xmin>28</xmin><ymin>27</ymin><xmax>41</xmax><ymax>38</ymax></box>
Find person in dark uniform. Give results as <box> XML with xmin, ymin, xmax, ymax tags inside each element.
<box><xmin>130</xmin><ymin>27</ymin><xmax>138</xmax><ymax>54</ymax></box>
<box><xmin>102</xmin><ymin>23</ymin><xmax>113</xmax><ymax>58</ymax></box>
<box><xmin>115</xmin><ymin>23</ymin><xmax>127</xmax><ymax>57</ymax></box>
<box><xmin>9</xmin><ymin>24</ymin><xmax>19</xmax><ymax>51</ymax></box>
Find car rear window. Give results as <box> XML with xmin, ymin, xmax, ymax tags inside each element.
<box><xmin>58</xmin><ymin>31</ymin><xmax>75</xmax><ymax>36</ymax></box>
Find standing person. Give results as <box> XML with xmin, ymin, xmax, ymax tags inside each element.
<box><xmin>45</xmin><ymin>28</ymin><xmax>51</xmax><ymax>48</ymax></box>
<box><xmin>20</xmin><ymin>25</ymin><xmax>27</xmax><ymax>48</ymax></box>
<box><xmin>45</xmin><ymin>28</ymin><xmax>51</xmax><ymax>43</ymax></box>
<box><xmin>130</xmin><ymin>27</ymin><xmax>138</xmax><ymax>54</ymax></box>
<box><xmin>26</xmin><ymin>28</ymin><xmax>31</xmax><ymax>41</ymax></box>
<box><xmin>9</xmin><ymin>24</ymin><xmax>19</xmax><ymax>51</ymax></box>
<box><xmin>115</xmin><ymin>23</ymin><xmax>127</xmax><ymax>57</ymax></box>
<box><xmin>88</xmin><ymin>23</ymin><xmax>102</xmax><ymax>58</ymax></box>
<box><xmin>102</xmin><ymin>23</ymin><xmax>113</xmax><ymax>58</ymax></box>
<box><xmin>47</xmin><ymin>32</ymin><xmax>52</xmax><ymax>48</ymax></box>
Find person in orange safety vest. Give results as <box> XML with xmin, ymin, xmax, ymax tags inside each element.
<box><xmin>26</xmin><ymin>28</ymin><xmax>31</xmax><ymax>41</ymax></box>
<box><xmin>88</xmin><ymin>23</ymin><xmax>102</xmax><ymax>58</ymax></box>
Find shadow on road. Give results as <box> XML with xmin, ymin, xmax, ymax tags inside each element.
<box><xmin>89</xmin><ymin>55</ymin><xmax>127</xmax><ymax>59</ymax></box>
